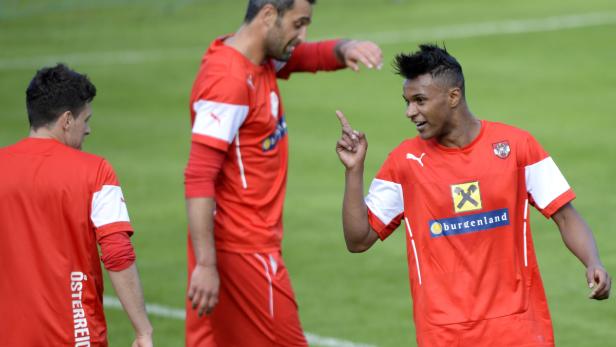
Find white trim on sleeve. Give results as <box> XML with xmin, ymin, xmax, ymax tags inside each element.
<box><xmin>365</xmin><ymin>178</ymin><xmax>404</xmax><ymax>226</ymax></box>
<box><xmin>192</xmin><ymin>100</ymin><xmax>249</xmax><ymax>144</ymax></box>
<box><xmin>525</xmin><ymin>156</ymin><xmax>570</xmax><ymax>209</ymax></box>
<box><xmin>91</xmin><ymin>185</ymin><xmax>130</xmax><ymax>228</ymax></box>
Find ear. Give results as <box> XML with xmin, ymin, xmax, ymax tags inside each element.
<box><xmin>448</xmin><ymin>87</ymin><xmax>462</xmax><ymax>108</ymax></box>
<box><xmin>259</xmin><ymin>3</ymin><xmax>279</xmax><ymax>29</ymax></box>
<box><xmin>58</xmin><ymin>111</ymin><xmax>73</xmax><ymax>131</ymax></box>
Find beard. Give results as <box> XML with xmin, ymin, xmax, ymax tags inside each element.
<box><xmin>276</xmin><ymin>42</ymin><xmax>296</xmax><ymax>61</ymax></box>
<box><xmin>265</xmin><ymin>25</ymin><xmax>297</xmax><ymax>61</ymax></box>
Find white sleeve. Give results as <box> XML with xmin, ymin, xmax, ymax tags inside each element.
<box><xmin>192</xmin><ymin>100</ymin><xmax>249</xmax><ymax>144</ymax></box>
<box><xmin>525</xmin><ymin>156</ymin><xmax>571</xmax><ymax>209</ymax></box>
<box><xmin>365</xmin><ymin>178</ymin><xmax>404</xmax><ymax>226</ymax></box>
<box><xmin>91</xmin><ymin>185</ymin><xmax>130</xmax><ymax>228</ymax></box>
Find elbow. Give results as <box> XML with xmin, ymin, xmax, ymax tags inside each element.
<box><xmin>345</xmin><ymin>240</ymin><xmax>370</xmax><ymax>253</ymax></box>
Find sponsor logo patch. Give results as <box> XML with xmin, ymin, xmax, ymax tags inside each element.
<box><xmin>429</xmin><ymin>208</ymin><xmax>510</xmax><ymax>238</ymax></box>
<box><xmin>451</xmin><ymin>181</ymin><xmax>482</xmax><ymax>213</ymax></box>
<box><xmin>262</xmin><ymin>115</ymin><xmax>287</xmax><ymax>152</ymax></box>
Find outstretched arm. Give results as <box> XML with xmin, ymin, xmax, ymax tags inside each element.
<box><xmin>552</xmin><ymin>202</ymin><xmax>611</xmax><ymax>300</ymax></box>
<box><xmin>335</xmin><ymin>110</ymin><xmax>379</xmax><ymax>252</ymax></box>
<box><xmin>276</xmin><ymin>40</ymin><xmax>383</xmax><ymax>78</ymax></box>
<box><xmin>108</xmin><ymin>264</ymin><xmax>153</xmax><ymax>347</ymax></box>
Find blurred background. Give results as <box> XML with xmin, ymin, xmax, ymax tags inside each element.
<box><xmin>1</xmin><ymin>0</ymin><xmax>615</xmax><ymax>346</ymax></box>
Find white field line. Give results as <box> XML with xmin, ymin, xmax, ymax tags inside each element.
<box><xmin>2</xmin><ymin>12</ymin><xmax>616</xmax><ymax>70</ymax></box>
<box><xmin>356</xmin><ymin>12</ymin><xmax>616</xmax><ymax>44</ymax></box>
<box><xmin>103</xmin><ymin>296</ymin><xmax>377</xmax><ymax>347</ymax></box>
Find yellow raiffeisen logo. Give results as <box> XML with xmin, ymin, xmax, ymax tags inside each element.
<box><xmin>451</xmin><ymin>181</ymin><xmax>482</xmax><ymax>213</ymax></box>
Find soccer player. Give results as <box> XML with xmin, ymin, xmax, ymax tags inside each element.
<box><xmin>335</xmin><ymin>44</ymin><xmax>611</xmax><ymax>346</ymax></box>
<box><xmin>0</xmin><ymin>64</ymin><xmax>153</xmax><ymax>347</ymax></box>
<box><xmin>184</xmin><ymin>0</ymin><xmax>382</xmax><ymax>345</ymax></box>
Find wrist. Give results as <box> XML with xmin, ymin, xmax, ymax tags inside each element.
<box><xmin>586</xmin><ymin>261</ymin><xmax>605</xmax><ymax>269</ymax></box>
<box><xmin>136</xmin><ymin>325</ymin><xmax>153</xmax><ymax>337</ymax></box>
<box><xmin>334</xmin><ymin>39</ymin><xmax>351</xmax><ymax>63</ymax></box>
<box><xmin>345</xmin><ymin>165</ymin><xmax>364</xmax><ymax>175</ymax></box>
<box><xmin>196</xmin><ymin>262</ymin><xmax>217</xmax><ymax>268</ymax></box>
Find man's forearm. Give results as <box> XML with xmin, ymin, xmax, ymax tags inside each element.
<box><xmin>342</xmin><ymin>167</ymin><xmax>376</xmax><ymax>252</ymax></box>
<box><xmin>554</xmin><ymin>203</ymin><xmax>603</xmax><ymax>267</ymax></box>
<box><xmin>108</xmin><ymin>263</ymin><xmax>152</xmax><ymax>337</ymax></box>
<box><xmin>186</xmin><ymin>197</ymin><xmax>217</xmax><ymax>266</ymax></box>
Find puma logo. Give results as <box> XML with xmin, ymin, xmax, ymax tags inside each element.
<box><xmin>209</xmin><ymin>112</ymin><xmax>221</xmax><ymax>124</ymax></box>
<box><xmin>406</xmin><ymin>152</ymin><xmax>426</xmax><ymax>167</ymax></box>
<box><xmin>247</xmin><ymin>75</ymin><xmax>255</xmax><ymax>90</ymax></box>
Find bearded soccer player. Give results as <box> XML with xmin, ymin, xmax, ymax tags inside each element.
<box><xmin>183</xmin><ymin>0</ymin><xmax>382</xmax><ymax>345</ymax></box>
<box><xmin>334</xmin><ymin>44</ymin><xmax>611</xmax><ymax>346</ymax></box>
<box><xmin>0</xmin><ymin>64</ymin><xmax>153</xmax><ymax>347</ymax></box>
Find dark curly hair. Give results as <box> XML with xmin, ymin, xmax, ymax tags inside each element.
<box><xmin>26</xmin><ymin>63</ymin><xmax>96</xmax><ymax>130</ymax></box>
<box><xmin>393</xmin><ymin>44</ymin><xmax>465</xmax><ymax>96</ymax></box>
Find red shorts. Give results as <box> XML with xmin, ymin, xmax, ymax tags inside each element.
<box><xmin>186</xmin><ymin>248</ymin><xmax>307</xmax><ymax>347</ymax></box>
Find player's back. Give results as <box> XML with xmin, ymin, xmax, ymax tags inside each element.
<box><xmin>0</xmin><ymin>138</ymin><xmax>109</xmax><ymax>346</ymax></box>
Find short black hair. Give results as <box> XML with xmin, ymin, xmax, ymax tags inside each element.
<box><xmin>26</xmin><ymin>63</ymin><xmax>96</xmax><ymax>130</ymax></box>
<box><xmin>243</xmin><ymin>0</ymin><xmax>316</xmax><ymax>23</ymax></box>
<box><xmin>394</xmin><ymin>44</ymin><xmax>465</xmax><ymax>95</ymax></box>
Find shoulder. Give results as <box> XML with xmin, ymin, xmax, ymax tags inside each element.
<box><xmin>63</xmin><ymin>146</ymin><xmax>108</xmax><ymax>169</ymax></box>
<box><xmin>381</xmin><ymin>137</ymin><xmax>421</xmax><ymax>164</ymax></box>
<box><xmin>393</xmin><ymin>137</ymin><xmax>427</xmax><ymax>155</ymax></box>
<box><xmin>485</xmin><ymin>120</ymin><xmax>534</xmax><ymax>141</ymax></box>
<box><xmin>192</xmin><ymin>46</ymin><xmax>250</xmax><ymax>102</ymax></box>
<box><xmin>484</xmin><ymin>120</ymin><xmax>547</xmax><ymax>165</ymax></box>
<box><xmin>199</xmin><ymin>39</ymin><xmax>250</xmax><ymax>83</ymax></box>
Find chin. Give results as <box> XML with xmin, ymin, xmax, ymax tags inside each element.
<box><xmin>277</xmin><ymin>52</ymin><xmax>292</xmax><ymax>61</ymax></box>
<box><xmin>417</xmin><ymin>131</ymin><xmax>433</xmax><ymax>140</ymax></box>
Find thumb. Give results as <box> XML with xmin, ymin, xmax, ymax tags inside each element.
<box><xmin>346</xmin><ymin>59</ymin><xmax>359</xmax><ymax>72</ymax></box>
<box><xmin>586</xmin><ymin>268</ymin><xmax>596</xmax><ymax>288</ymax></box>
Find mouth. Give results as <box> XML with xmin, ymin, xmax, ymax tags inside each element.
<box><xmin>415</xmin><ymin>121</ymin><xmax>428</xmax><ymax>131</ymax></box>
<box><xmin>286</xmin><ymin>43</ymin><xmax>297</xmax><ymax>54</ymax></box>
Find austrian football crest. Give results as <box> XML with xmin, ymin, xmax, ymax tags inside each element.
<box><xmin>492</xmin><ymin>141</ymin><xmax>510</xmax><ymax>159</ymax></box>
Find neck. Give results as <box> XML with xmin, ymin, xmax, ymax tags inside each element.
<box><xmin>226</xmin><ymin>23</ymin><xmax>267</xmax><ymax>65</ymax></box>
<box><xmin>29</xmin><ymin>127</ymin><xmax>63</xmax><ymax>143</ymax></box>
<box><xmin>437</xmin><ymin>108</ymin><xmax>481</xmax><ymax>148</ymax></box>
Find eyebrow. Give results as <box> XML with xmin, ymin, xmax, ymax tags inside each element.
<box><xmin>296</xmin><ymin>17</ymin><xmax>311</xmax><ymax>25</ymax></box>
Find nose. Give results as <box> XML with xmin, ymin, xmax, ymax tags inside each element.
<box><xmin>297</xmin><ymin>26</ymin><xmax>307</xmax><ymax>44</ymax></box>
<box><xmin>85</xmin><ymin>125</ymin><xmax>91</xmax><ymax>136</ymax></box>
<box><xmin>406</xmin><ymin>103</ymin><xmax>418</xmax><ymax>119</ymax></box>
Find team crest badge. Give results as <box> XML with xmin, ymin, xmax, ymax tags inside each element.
<box><xmin>451</xmin><ymin>181</ymin><xmax>482</xmax><ymax>213</ymax></box>
<box><xmin>492</xmin><ymin>141</ymin><xmax>510</xmax><ymax>159</ymax></box>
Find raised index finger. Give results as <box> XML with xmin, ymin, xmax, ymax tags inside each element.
<box><xmin>336</xmin><ymin>110</ymin><xmax>352</xmax><ymax>130</ymax></box>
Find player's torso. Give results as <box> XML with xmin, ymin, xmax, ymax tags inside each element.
<box><xmin>397</xmin><ymin>122</ymin><xmax>536</xmax><ymax>326</ymax></box>
<box><xmin>192</xmin><ymin>48</ymin><xmax>289</xmax><ymax>251</ymax></box>
<box><xmin>0</xmin><ymin>139</ymin><xmax>107</xmax><ymax>345</ymax></box>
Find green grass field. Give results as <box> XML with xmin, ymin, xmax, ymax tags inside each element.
<box><xmin>1</xmin><ymin>0</ymin><xmax>615</xmax><ymax>346</ymax></box>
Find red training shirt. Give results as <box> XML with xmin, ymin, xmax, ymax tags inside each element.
<box><xmin>366</xmin><ymin>121</ymin><xmax>574</xmax><ymax>346</ymax></box>
<box><xmin>0</xmin><ymin>138</ymin><xmax>133</xmax><ymax>347</ymax></box>
<box><xmin>186</xmin><ymin>36</ymin><xmax>344</xmax><ymax>253</ymax></box>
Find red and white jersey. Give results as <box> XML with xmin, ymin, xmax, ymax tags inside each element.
<box><xmin>0</xmin><ymin>138</ymin><xmax>133</xmax><ymax>347</ymax></box>
<box><xmin>188</xmin><ymin>36</ymin><xmax>342</xmax><ymax>252</ymax></box>
<box><xmin>366</xmin><ymin>120</ymin><xmax>574</xmax><ymax>346</ymax></box>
